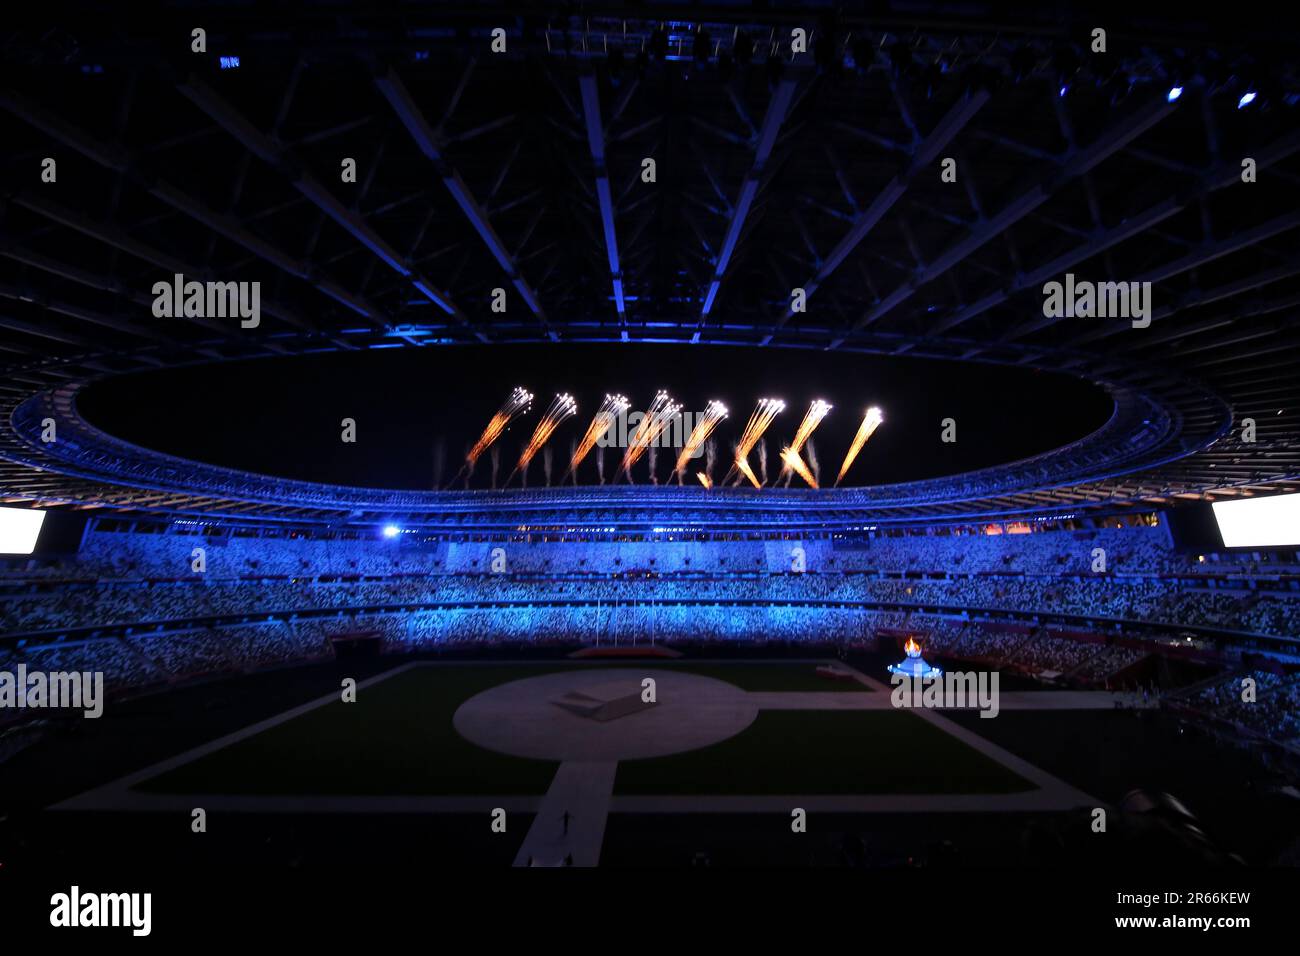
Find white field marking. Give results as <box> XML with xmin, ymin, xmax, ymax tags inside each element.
<box><xmin>55</xmin><ymin>658</ymin><xmax>785</xmax><ymax>811</ymax></box>
<box><xmin>50</xmin><ymin>658</ymin><xmax>1096</xmax><ymax>817</ymax></box>
<box><xmin>744</xmin><ymin>692</ymin><xmax>892</xmax><ymax>709</ymax></box>
<box><xmin>513</xmin><ymin>761</ymin><xmax>618</xmax><ymax>868</ymax></box>
<box><xmin>50</xmin><ymin>657</ymin><xmax>768</xmax><ymax>812</ymax></box>
<box><xmin>51</xmin><ymin>662</ymin><xmax>423</xmax><ymax>811</ymax></box>
<box><xmin>611</xmin><ymin>791</ymin><xmax>1088</xmax><ymax>813</ymax></box>
<box><xmin>849</xmin><ymin>670</ymin><xmax>1099</xmax><ymax>808</ymax></box>
<box><xmin>745</xmin><ymin>688</ymin><xmax>1145</xmax><ymax>711</ymax></box>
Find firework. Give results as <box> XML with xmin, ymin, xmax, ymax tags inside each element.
<box><xmin>674</xmin><ymin>400</ymin><xmax>728</xmax><ymax>483</ymax></box>
<box><xmin>735</xmin><ymin>457</ymin><xmax>761</xmax><ymax>489</ymax></box>
<box><xmin>516</xmin><ymin>393</ymin><xmax>577</xmax><ymax>474</ymax></box>
<box><xmin>467</xmin><ymin>387</ymin><xmax>533</xmax><ymax>467</ymax></box>
<box><xmin>697</xmin><ymin>472</ymin><xmax>713</xmax><ymax>489</ymax></box>
<box><xmin>730</xmin><ymin>398</ymin><xmax>785</xmax><ymax>489</ymax></box>
<box><xmin>791</xmin><ymin>400</ymin><xmax>832</xmax><ymax>453</ymax></box>
<box><xmin>621</xmin><ymin>390</ymin><xmax>682</xmax><ymax>479</ymax></box>
<box><xmin>778</xmin><ymin>399</ymin><xmax>831</xmax><ymax>485</ymax></box>
<box><xmin>780</xmin><ymin>445</ymin><xmax>819</xmax><ymax>489</ymax></box>
<box><xmin>569</xmin><ymin>393</ymin><xmax>630</xmax><ymax>477</ymax></box>
<box><xmin>835</xmin><ymin>406</ymin><xmax>884</xmax><ymax>486</ymax></box>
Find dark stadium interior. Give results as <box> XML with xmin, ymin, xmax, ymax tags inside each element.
<box><xmin>77</xmin><ymin>345</ymin><xmax>1114</xmax><ymax>487</ymax></box>
<box><xmin>1</xmin><ymin>1</ymin><xmax>1299</xmax><ymax>929</ymax></box>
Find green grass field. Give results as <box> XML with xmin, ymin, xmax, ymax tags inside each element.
<box><xmin>140</xmin><ymin>664</ymin><xmax>562</xmax><ymax>796</ymax></box>
<box><xmin>613</xmin><ymin>710</ymin><xmax>1032</xmax><ymax>795</ymax></box>
<box><xmin>137</xmin><ymin>662</ymin><xmax>1026</xmax><ymax>799</ymax></box>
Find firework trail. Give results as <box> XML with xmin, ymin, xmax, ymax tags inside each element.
<box><xmin>569</xmin><ymin>438</ymin><xmax>578</xmax><ymax>485</ymax></box>
<box><xmin>778</xmin><ymin>399</ymin><xmax>832</xmax><ymax>485</ymax></box>
<box><xmin>489</xmin><ymin>444</ymin><xmax>501</xmax><ymax>490</ymax></box>
<box><xmin>728</xmin><ymin>398</ymin><xmax>785</xmax><ymax>489</ymax></box>
<box><xmin>674</xmin><ymin>400</ymin><xmax>728</xmax><ymax>484</ymax></box>
<box><xmin>568</xmin><ymin>393</ymin><xmax>629</xmax><ymax>479</ymax></box>
<box><xmin>781</xmin><ymin>445</ymin><xmax>819</xmax><ymax>489</ymax></box>
<box><xmin>697</xmin><ymin>472</ymin><xmax>713</xmax><ymax>489</ymax></box>
<box><xmin>432</xmin><ymin>439</ymin><xmax>446</xmax><ymax>490</ymax></box>
<box><xmin>735</xmin><ymin>457</ymin><xmax>760</xmax><ymax>488</ymax></box>
<box><xmin>520</xmin><ymin>443</ymin><xmax>530</xmax><ymax>488</ymax></box>
<box><xmin>648</xmin><ymin>445</ymin><xmax>659</xmax><ymax>484</ymax></box>
<box><xmin>466</xmin><ymin>387</ymin><xmax>533</xmax><ymax>470</ymax></box>
<box><xmin>785</xmin><ymin>437</ymin><xmax>822</xmax><ymax>489</ymax></box>
<box><xmin>543</xmin><ymin>446</ymin><xmax>554</xmax><ymax>487</ymax></box>
<box><xmin>779</xmin><ymin>400</ymin><xmax>832</xmax><ymax>465</ymax></box>
<box><xmin>704</xmin><ymin>439</ymin><xmax>717</xmax><ymax>483</ymax></box>
<box><xmin>621</xmin><ymin>390</ymin><xmax>681</xmax><ymax>481</ymax></box>
<box><xmin>596</xmin><ymin>445</ymin><xmax>606</xmax><ymax>484</ymax></box>
<box><xmin>514</xmin><ymin>393</ymin><xmax>577</xmax><ymax>481</ymax></box>
<box><xmin>758</xmin><ymin>438</ymin><xmax>769</xmax><ymax>486</ymax></box>
<box><xmin>835</xmin><ymin>406</ymin><xmax>884</xmax><ymax>486</ymax></box>
<box><xmin>792</xmin><ymin>400</ymin><xmax>833</xmax><ymax>451</ymax></box>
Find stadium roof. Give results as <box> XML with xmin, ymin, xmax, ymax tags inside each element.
<box><xmin>1</xmin><ymin>2</ymin><xmax>1298</xmax><ymax>528</ymax></box>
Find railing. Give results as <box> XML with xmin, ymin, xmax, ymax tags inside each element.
<box><xmin>3</xmin><ymin>381</ymin><xmax>1191</xmax><ymax>520</ymax></box>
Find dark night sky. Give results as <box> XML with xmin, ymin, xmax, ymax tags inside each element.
<box><xmin>78</xmin><ymin>344</ymin><xmax>1114</xmax><ymax>490</ymax></box>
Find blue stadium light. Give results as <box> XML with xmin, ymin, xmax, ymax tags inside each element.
<box><xmin>1166</xmin><ymin>86</ymin><xmax>1183</xmax><ymax>102</ymax></box>
<box><xmin>1238</xmin><ymin>90</ymin><xmax>1257</xmax><ymax>109</ymax></box>
<box><xmin>1058</xmin><ymin>84</ymin><xmax>1069</xmax><ymax>98</ymax></box>
<box><xmin>383</xmin><ymin>525</ymin><xmax>401</xmax><ymax>538</ymax></box>
<box><xmin>219</xmin><ymin>56</ymin><xmax>241</xmax><ymax>70</ymax></box>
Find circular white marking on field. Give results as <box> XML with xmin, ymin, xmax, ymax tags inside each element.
<box><xmin>453</xmin><ymin>669</ymin><xmax>758</xmax><ymax>761</ymax></box>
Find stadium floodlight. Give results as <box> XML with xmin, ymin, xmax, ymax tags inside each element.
<box><xmin>1237</xmin><ymin>90</ymin><xmax>1257</xmax><ymax>108</ymax></box>
<box><xmin>383</xmin><ymin>525</ymin><xmax>401</xmax><ymax>538</ymax></box>
<box><xmin>0</xmin><ymin>506</ymin><xmax>45</xmax><ymax>554</ymax></box>
<box><xmin>1166</xmin><ymin>85</ymin><xmax>1183</xmax><ymax>102</ymax></box>
<box><xmin>1212</xmin><ymin>492</ymin><xmax>1300</xmax><ymax>547</ymax></box>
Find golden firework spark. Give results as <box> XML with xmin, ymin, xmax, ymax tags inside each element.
<box><xmin>517</xmin><ymin>393</ymin><xmax>577</xmax><ymax>472</ymax></box>
<box><xmin>568</xmin><ymin>393</ymin><xmax>629</xmax><ymax>476</ymax></box>
<box><xmin>835</xmin><ymin>406</ymin><xmax>884</xmax><ymax>486</ymax></box>
<box><xmin>621</xmin><ymin>390</ymin><xmax>682</xmax><ymax>478</ymax></box>
<box><xmin>735</xmin><ymin>457</ymin><xmax>761</xmax><ymax>489</ymax></box>
<box><xmin>674</xmin><ymin>400</ymin><xmax>728</xmax><ymax>482</ymax></box>
<box><xmin>696</xmin><ymin>472</ymin><xmax>713</xmax><ymax>489</ymax></box>
<box><xmin>467</xmin><ymin>387</ymin><xmax>533</xmax><ymax>467</ymax></box>
<box><xmin>789</xmin><ymin>399</ymin><xmax>832</xmax><ymax>453</ymax></box>
<box><xmin>780</xmin><ymin>445</ymin><xmax>819</xmax><ymax>489</ymax></box>
<box><xmin>730</xmin><ymin>398</ymin><xmax>785</xmax><ymax>488</ymax></box>
<box><xmin>778</xmin><ymin>399</ymin><xmax>832</xmax><ymax>486</ymax></box>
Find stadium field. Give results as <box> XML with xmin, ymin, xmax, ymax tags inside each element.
<box><xmin>123</xmin><ymin>661</ymin><xmax>1022</xmax><ymax>801</ymax></box>
<box><xmin>613</xmin><ymin>710</ymin><xmax>1032</xmax><ymax>795</ymax></box>
<box><xmin>139</xmin><ymin>663</ymin><xmax>564</xmax><ymax>796</ymax></box>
